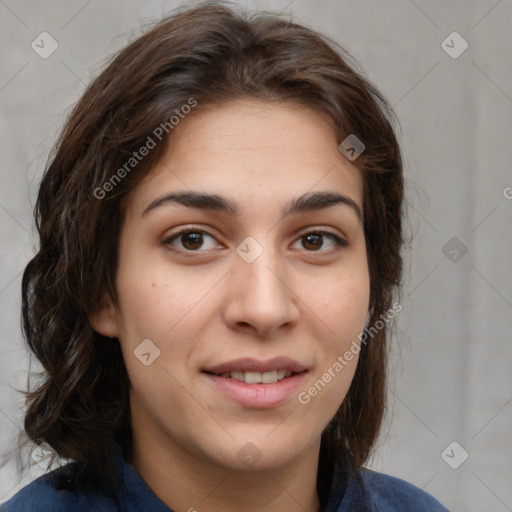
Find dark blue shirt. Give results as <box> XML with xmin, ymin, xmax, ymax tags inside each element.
<box><xmin>1</xmin><ymin>446</ymin><xmax>448</xmax><ymax>511</ymax></box>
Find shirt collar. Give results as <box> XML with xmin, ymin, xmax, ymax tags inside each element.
<box><xmin>111</xmin><ymin>443</ymin><xmax>367</xmax><ymax>512</ymax></box>
<box><xmin>113</xmin><ymin>443</ymin><xmax>172</xmax><ymax>512</ymax></box>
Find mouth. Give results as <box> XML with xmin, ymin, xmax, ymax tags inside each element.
<box><xmin>202</xmin><ymin>356</ymin><xmax>308</xmax><ymax>383</ymax></box>
<box><xmin>201</xmin><ymin>357</ymin><xmax>309</xmax><ymax>408</ymax></box>
<box><xmin>203</xmin><ymin>369</ymin><xmax>305</xmax><ymax>384</ymax></box>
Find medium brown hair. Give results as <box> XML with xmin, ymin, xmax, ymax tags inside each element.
<box><xmin>21</xmin><ymin>0</ymin><xmax>403</xmax><ymax>490</ymax></box>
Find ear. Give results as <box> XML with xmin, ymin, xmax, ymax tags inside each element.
<box><xmin>89</xmin><ymin>295</ymin><xmax>119</xmax><ymax>338</ymax></box>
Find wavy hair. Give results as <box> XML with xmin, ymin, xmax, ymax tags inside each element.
<box><xmin>21</xmin><ymin>0</ymin><xmax>404</xmax><ymax>490</ymax></box>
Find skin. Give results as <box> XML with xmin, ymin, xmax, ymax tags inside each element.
<box><xmin>90</xmin><ymin>99</ymin><xmax>370</xmax><ymax>512</ymax></box>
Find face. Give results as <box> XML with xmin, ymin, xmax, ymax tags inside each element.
<box><xmin>92</xmin><ymin>99</ymin><xmax>370</xmax><ymax>472</ymax></box>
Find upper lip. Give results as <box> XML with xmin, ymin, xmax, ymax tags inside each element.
<box><xmin>203</xmin><ymin>357</ymin><xmax>308</xmax><ymax>375</ymax></box>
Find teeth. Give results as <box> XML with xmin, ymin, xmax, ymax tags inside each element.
<box><xmin>224</xmin><ymin>369</ymin><xmax>292</xmax><ymax>384</ymax></box>
<box><xmin>245</xmin><ymin>371</ymin><xmax>262</xmax><ymax>384</ymax></box>
<box><xmin>261</xmin><ymin>370</ymin><xmax>277</xmax><ymax>383</ymax></box>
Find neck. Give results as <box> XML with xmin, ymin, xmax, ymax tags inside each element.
<box><xmin>129</xmin><ymin>420</ymin><xmax>322</xmax><ymax>512</ymax></box>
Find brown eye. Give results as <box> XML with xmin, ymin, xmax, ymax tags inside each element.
<box><xmin>163</xmin><ymin>229</ymin><xmax>219</xmax><ymax>252</ymax></box>
<box><xmin>293</xmin><ymin>231</ymin><xmax>347</xmax><ymax>252</ymax></box>
<box><xmin>180</xmin><ymin>232</ymin><xmax>203</xmax><ymax>250</ymax></box>
<box><xmin>302</xmin><ymin>233</ymin><xmax>323</xmax><ymax>251</ymax></box>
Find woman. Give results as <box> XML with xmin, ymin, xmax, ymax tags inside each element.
<box><xmin>1</xmin><ymin>2</ymin><xmax>448</xmax><ymax>511</ymax></box>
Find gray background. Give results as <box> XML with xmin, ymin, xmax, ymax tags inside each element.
<box><xmin>1</xmin><ymin>1</ymin><xmax>511</xmax><ymax>510</ymax></box>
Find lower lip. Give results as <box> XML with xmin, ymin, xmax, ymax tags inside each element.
<box><xmin>203</xmin><ymin>372</ymin><xmax>307</xmax><ymax>408</ymax></box>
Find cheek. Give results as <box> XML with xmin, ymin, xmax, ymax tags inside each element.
<box><xmin>302</xmin><ymin>260</ymin><xmax>369</xmax><ymax>413</ymax></box>
<box><xmin>309</xmin><ymin>264</ymin><xmax>370</xmax><ymax>341</ymax></box>
<box><xmin>297</xmin><ymin>280</ymin><xmax>366</xmax><ymax>423</ymax></box>
<box><xmin>115</xmin><ymin>249</ymin><xmax>206</xmax><ymax>340</ymax></box>
<box><xmin>113</xmin><ymin>251</ymin><xmax>226</xmax><ymax>384</ymax></box>
<box><xmin>114</xmin><ymin>260</ymin><xmax>200</xmax><ymax>418</ymax></box>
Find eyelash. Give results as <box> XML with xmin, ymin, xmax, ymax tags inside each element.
<box><xmin>162</xmin><ymin>227</ymin><xmax>348</xmax><ymax>255</ymax></box>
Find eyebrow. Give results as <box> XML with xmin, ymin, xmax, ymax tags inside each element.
<box><xmin>142</xmin><ymin>190</ymin><xmax>362</xmax><ymax>222</ymax></box>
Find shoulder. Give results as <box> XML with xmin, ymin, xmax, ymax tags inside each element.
<box><xmin>343</xmin><ymin>468</ymin><xmax>449</xmax><ymax>511</ymax></box>
<box><xmin>0</xmin><ymin>465</ymin><xmax>118</xmax><ymax>512</ymax></box>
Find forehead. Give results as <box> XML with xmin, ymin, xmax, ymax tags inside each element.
<box><xmin>126</xmin><ymin>99</ymin><xmax>363</xmax><ymax>216</ymax></box>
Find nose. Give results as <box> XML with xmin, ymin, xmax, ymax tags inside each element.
<box><xmin>221</xmin><ymin>245</ymin><xmax>300</xmax><ymax>338</ymax></box>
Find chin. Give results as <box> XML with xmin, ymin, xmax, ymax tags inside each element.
<box><xmin>199</xmin><ymin>428</ymin><xmax>315</xmax><ymax>472</ymax></box>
